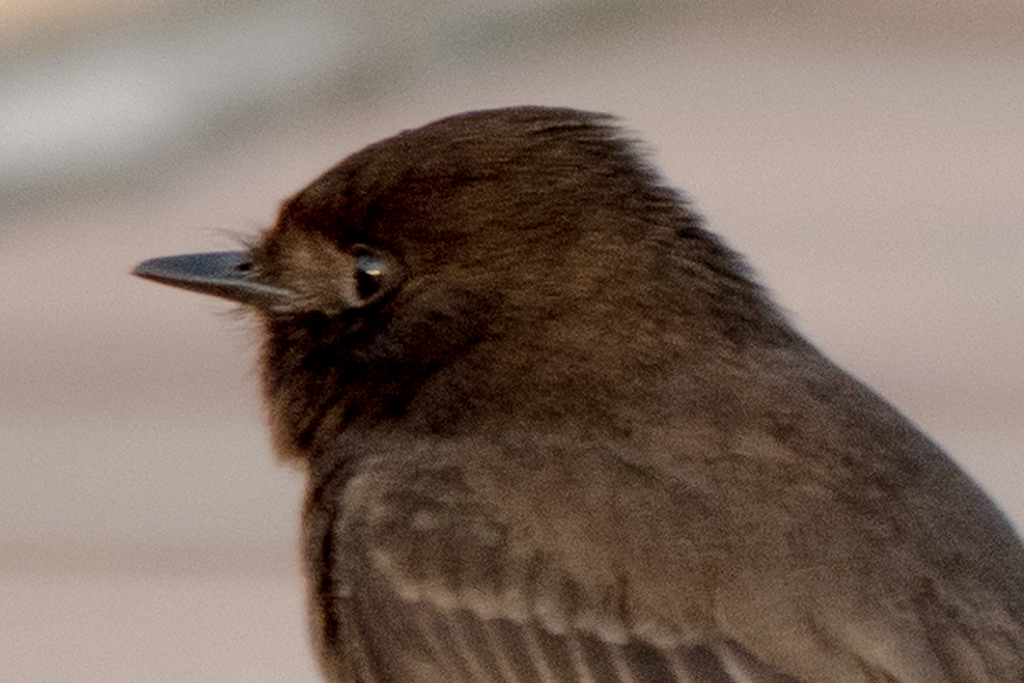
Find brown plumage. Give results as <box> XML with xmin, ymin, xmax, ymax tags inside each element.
<box><xmin>135</xmin><ymin>106</ymin><xmax>1024</xmax><ymax>682</ymax></box>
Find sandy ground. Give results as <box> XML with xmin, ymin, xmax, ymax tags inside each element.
<box><xmin>1</xmin><ymin>6</ymin><xmax>1022</xmax><ymax>681</ymax></box>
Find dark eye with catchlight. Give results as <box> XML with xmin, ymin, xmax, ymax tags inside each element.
<box><xmin>354</xmin><ymin>248</ymin><xmax>388</xmax><ymax>304</ymax></box>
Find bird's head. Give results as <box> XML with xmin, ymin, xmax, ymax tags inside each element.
<box><xmin>135</xmin><ymin>107</ymin><xmax>788</xmax><ymax>464</ymax></box>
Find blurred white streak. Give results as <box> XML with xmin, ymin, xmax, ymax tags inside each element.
<box><xmin>0</xmin><ymin>1</ymin><xmax>355</xmax><ymax>187</ymax></box>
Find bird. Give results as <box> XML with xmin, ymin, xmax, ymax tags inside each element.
<box><xmin>134</xmin><ymin>106</ymin><xmax>1024</xmax><ymax>682</ymax></box>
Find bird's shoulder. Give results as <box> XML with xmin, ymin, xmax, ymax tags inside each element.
<box><xmin>304</xmin><ymin>428</ymin><xmax>1024</xmax><ymax>682</ymax></box>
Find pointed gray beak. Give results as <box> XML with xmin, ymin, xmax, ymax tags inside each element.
<box><xmin>133</xmin><ymin>251</ymin><xmax>294</xmax><ymax>310</ymax></box>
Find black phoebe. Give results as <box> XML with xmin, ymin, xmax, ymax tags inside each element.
<box><xmin>135</xmin><ymin>107</ymin><xmax>1024</xmax><ymax>682</ymax></box>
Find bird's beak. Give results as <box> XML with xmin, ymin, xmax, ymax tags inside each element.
<box><xmin>133</xmin><ymin>251</ymin><xmax>294</xmax><ymax>311</ymax></box>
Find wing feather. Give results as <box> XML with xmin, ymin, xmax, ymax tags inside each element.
<box><xmin>306</xmin><ymin>442</ymin><xmax>1024</xmax><ymax>683</ymax></box>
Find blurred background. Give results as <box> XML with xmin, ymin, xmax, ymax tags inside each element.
<box><xmin>1</xmin><ymin>0</ymin><xmax>1022</xmax><ymax>680</ymax></box>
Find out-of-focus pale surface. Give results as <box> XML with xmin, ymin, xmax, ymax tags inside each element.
<box><xmin>1</xmin><ymin>568</ymin><xmax>318</xmax><ymax>681</ymax></box>
<box><xmin>1</xmin><ymin>1</ymin><xmax>1022</xmax><ymax>681</ymax></box>
<box><xmin>0</xmin><ymin>0</ymin><xmax>155</xmax><ymax>33</ymax></box>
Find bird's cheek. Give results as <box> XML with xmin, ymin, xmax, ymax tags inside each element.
<box><xmin>360</xmin><ymin>286</ymin><xmax>499</xmax><ymax>367</ymax></box>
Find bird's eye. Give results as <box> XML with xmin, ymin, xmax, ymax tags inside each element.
<box><xmin>354</xmin><ymin>250</ymin><xmax>387</xmax><ymax>303</ymax></box>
